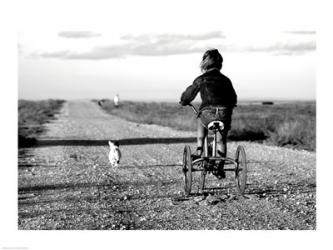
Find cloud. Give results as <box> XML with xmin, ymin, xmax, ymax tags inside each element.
<box><xmin>36</xmin><ymin>31</ymin><xmax>225</xmax><ymax>59</ymax></box>
<box><xmin>283</xmin><ymin>30</ymin><xmax>316</xmax><ymax>35</ymax></box>
<box><xmin>58</xmin><ymin>31</ymin><xmax>101</xmax><ymax>38</ymax></box>
<box><xmin>37</xmin><ymin>43</ymin><xmax>204</xmax><ymax>60</ymax></box>
<box><xmin>34</xmin><ymin>31</ymin><xmax>315</xmax><ymax>60</ymax></box>
<box><xmin>36</xmin><ymin>50</ymin><xmax>73</xmax><ymax>59</ymax></box>
<box><xmin>239</xmin><ymin>41</ymin><xmax>316</xmax><ymax>54</ymax></box>
<box><xmin>121</xmin><ymin>31</ymin><xmax>226</xmax><ymax>42</ymax></box>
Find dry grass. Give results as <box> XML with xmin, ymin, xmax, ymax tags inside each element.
<box><xmin>18</xmin><ymin>99</ymin><xmax>65</xmax><ymax>147</ymax></box>
<box><xmin>95</xmin><ymin>100</ymin><xmax>316</xmax><ymax>151</ymax></box>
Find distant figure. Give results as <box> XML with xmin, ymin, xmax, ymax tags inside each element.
<box><xmin>98</xmin><ymin>99</ymin><xmax>107</xmax><ymax>107</ymax></box>
<box><xmin>114</xmin><ymin>94</ymin><xmax>119</xmax><ymax>107</ymax></box>
<box><xmin>262</xmin><ymin>101</ymin><xmax>274</xmax><ymax>105</ymax></box>
<box><xmin>98</xmin><ymin>100</ymin><xmax>104</xmax><ymax>106</ymax></box>
<box><xmin>179</xmin><ymin>49</ymin><xmax>237</xmax><ymax>178</ymax></box>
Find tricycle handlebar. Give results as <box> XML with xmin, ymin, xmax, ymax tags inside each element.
<box><xmin>188</xmin><ymin>103</ymin><xmax>199</xmax><ymax>115</ymax></box>
<box><xmin>179</xmin><ymin>101</ymin><xmax>199</xmax><ymax>114</ymax></box>
<box><xmin>185</xmin><ymin>103</ymin><xmax>237</xmax><ymax>114</ymax></box>
<box><xmin>181</xmin><ymin>102</ymin><xmax>237</xmax><ymax>115</ymax></box>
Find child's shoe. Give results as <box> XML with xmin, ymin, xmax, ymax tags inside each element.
<box><xmin>191</xmin><ymin>147</ymin><xmax>203</xmax><ymax>160</ymax></box>
<box><xmin>216</xmin><ymin>150</ymin><xmax>226</xmax><ymax>179</ymax></box>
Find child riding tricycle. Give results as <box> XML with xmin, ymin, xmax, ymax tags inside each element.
<box><xmin>181</xmin><ymin>103</ymin><xmax>247</xmax><ymax>195</ymax></box>
<box><xmin>179</xmin><ymin>49</ymin><xmax>247</xmax><ymax>195</ymax></box>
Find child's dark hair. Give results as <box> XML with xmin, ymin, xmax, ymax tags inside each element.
<box><xmin>200</xmin><ymin>49</ymin><xmax>223</xmax><ymax>72</ymax></box>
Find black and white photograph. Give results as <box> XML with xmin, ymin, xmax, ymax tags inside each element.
<box><xmin>1</xmin><ymin>0</ymin><xmax>332</xmax><ymax>249</ymax></box>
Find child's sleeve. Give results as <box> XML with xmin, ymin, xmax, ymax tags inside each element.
<box><xmin>179</xmin><ymin>78</ymin><xmax>201</xmax><ymax>105</ymax></box>
<box><xmin>229</xmin><ymin>80</ymin><xmax>237</xmax><ymax>107</ymax></box>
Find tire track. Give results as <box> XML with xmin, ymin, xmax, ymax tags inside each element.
<box><xmin>18</xmin><ymin>100</ymin><xmax>316</xmax><ymax>230</ymax></box>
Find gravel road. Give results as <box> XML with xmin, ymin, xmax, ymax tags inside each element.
<box><xmin>18</xmin><ymin>100</ymin><xmax>316</xmax><ymax>230</ymax></box>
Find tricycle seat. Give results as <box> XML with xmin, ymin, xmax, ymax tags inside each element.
<box><xmin>207</xmin><ymin>120</ymin><xmax>224</xmax><ymax>131</ymax></box>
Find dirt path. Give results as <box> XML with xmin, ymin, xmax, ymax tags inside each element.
<box><xmin>18</xmin><ymin>100</ymin><xmax>316</xmax><ymax>230</ymax></box>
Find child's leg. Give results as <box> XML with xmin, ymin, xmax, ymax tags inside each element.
<box><xmin>217</xmin><ymin>130</ymin><xmax>228</xmax><ymax>157</ymax></box>
<box><xmin>196</xmin><ymin>120</ymin><xmax>207</xmax><ymax>155</ymax></box>
<box><xmin>216</xmin><ymin>130</ymin><xmax>228</xmax><ymax>178</ymax></box>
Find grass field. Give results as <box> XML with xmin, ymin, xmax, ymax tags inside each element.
<box><xmin>95</xmin><ymin>100</ymin><xmax>316</xmax><ymax>151</ymax></box>
<box><xmin>18</xmin><ymin>99</ymin><xmax>65</xmax><ymax>147</ymax></box>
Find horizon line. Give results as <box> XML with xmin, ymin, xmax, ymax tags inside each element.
<box><xmin>18</xmin><ymin>97</ymin><xmax>316</xmax><ymax>102</ymax></box>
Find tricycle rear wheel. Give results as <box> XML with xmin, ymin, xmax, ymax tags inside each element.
<box><xmin>199</xmin><ymin>169</ymin><xmax>206</xmax><ymax>192</ymax></box>
<box><xmin>183</xmin><ymin>145</ymin><xmax>192</xmax><ymax>196</ymax></box>
<box><xmin>235</xmin><ymin>145</ymin><xmax>247</xmax><ymax>195</ymax></box>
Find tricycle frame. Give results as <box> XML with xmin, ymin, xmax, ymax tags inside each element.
<box><xmin>182</xmin><ymin>104</ymin><xmax>247</xmax><ymax>196</ymax></box>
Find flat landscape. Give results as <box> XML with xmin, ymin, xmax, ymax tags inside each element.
<box><xmin>96</xmin><ymin>100</ymin><xmax>316</xmax><ymax>151</ymax></box>
<box><xmin>18</xmin><ymin>100</ymin><xmax>316</xmax><ymax>230</ymax></box>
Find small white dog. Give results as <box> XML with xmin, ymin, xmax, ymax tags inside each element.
<box><xmin>108</xmin><ymin>140</ymin><xmax>121</xmax><ymax>167</ymax></box>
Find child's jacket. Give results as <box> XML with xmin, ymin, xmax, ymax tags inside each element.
<box><xmin>180</xmin><ymin>68</ymin><xmax>237</xmax><ymax>110</ymax></box>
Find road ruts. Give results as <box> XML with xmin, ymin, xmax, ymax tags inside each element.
<box><xmin>18</xmin><ymin>100</ymin><xmax>316</xmax><ymax>230</ymax></box>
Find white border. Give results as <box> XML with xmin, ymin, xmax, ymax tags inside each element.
<box><xmin>2</xmin><ymin>0</ymin><xmax>333</xmax><ymax>249</ymax></box>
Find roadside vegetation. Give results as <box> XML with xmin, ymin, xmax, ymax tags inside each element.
<box><xmin>95</xmin><ymin>100</ymin><xmax>315</xmax><ymax>151</ymax></box>
<box><xmin>18</xmin><ymin>99</ymin><xmax>65</xmax><ymax>147</ymax></box>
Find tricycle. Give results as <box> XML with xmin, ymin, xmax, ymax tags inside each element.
<box><xmin>182</xmin><ymin>103</ymin><xmax>247</xmax><ymax>196</ymax></box>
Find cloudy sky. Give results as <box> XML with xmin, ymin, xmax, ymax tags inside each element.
<box><xmin>18</xmin><ymin>0</ymin><xmax>316</xmax><ymax>101</ymax></box>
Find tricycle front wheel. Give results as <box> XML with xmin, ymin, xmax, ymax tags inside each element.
<box><xmin>183</xmin><ymin>145</ymin><xmax>192</xmax><ymax>196</ymax></box>
<box><xmin>234</xmin><ymin>145</ymin><xmax>247</xmax><ymax>195</ymax></box>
